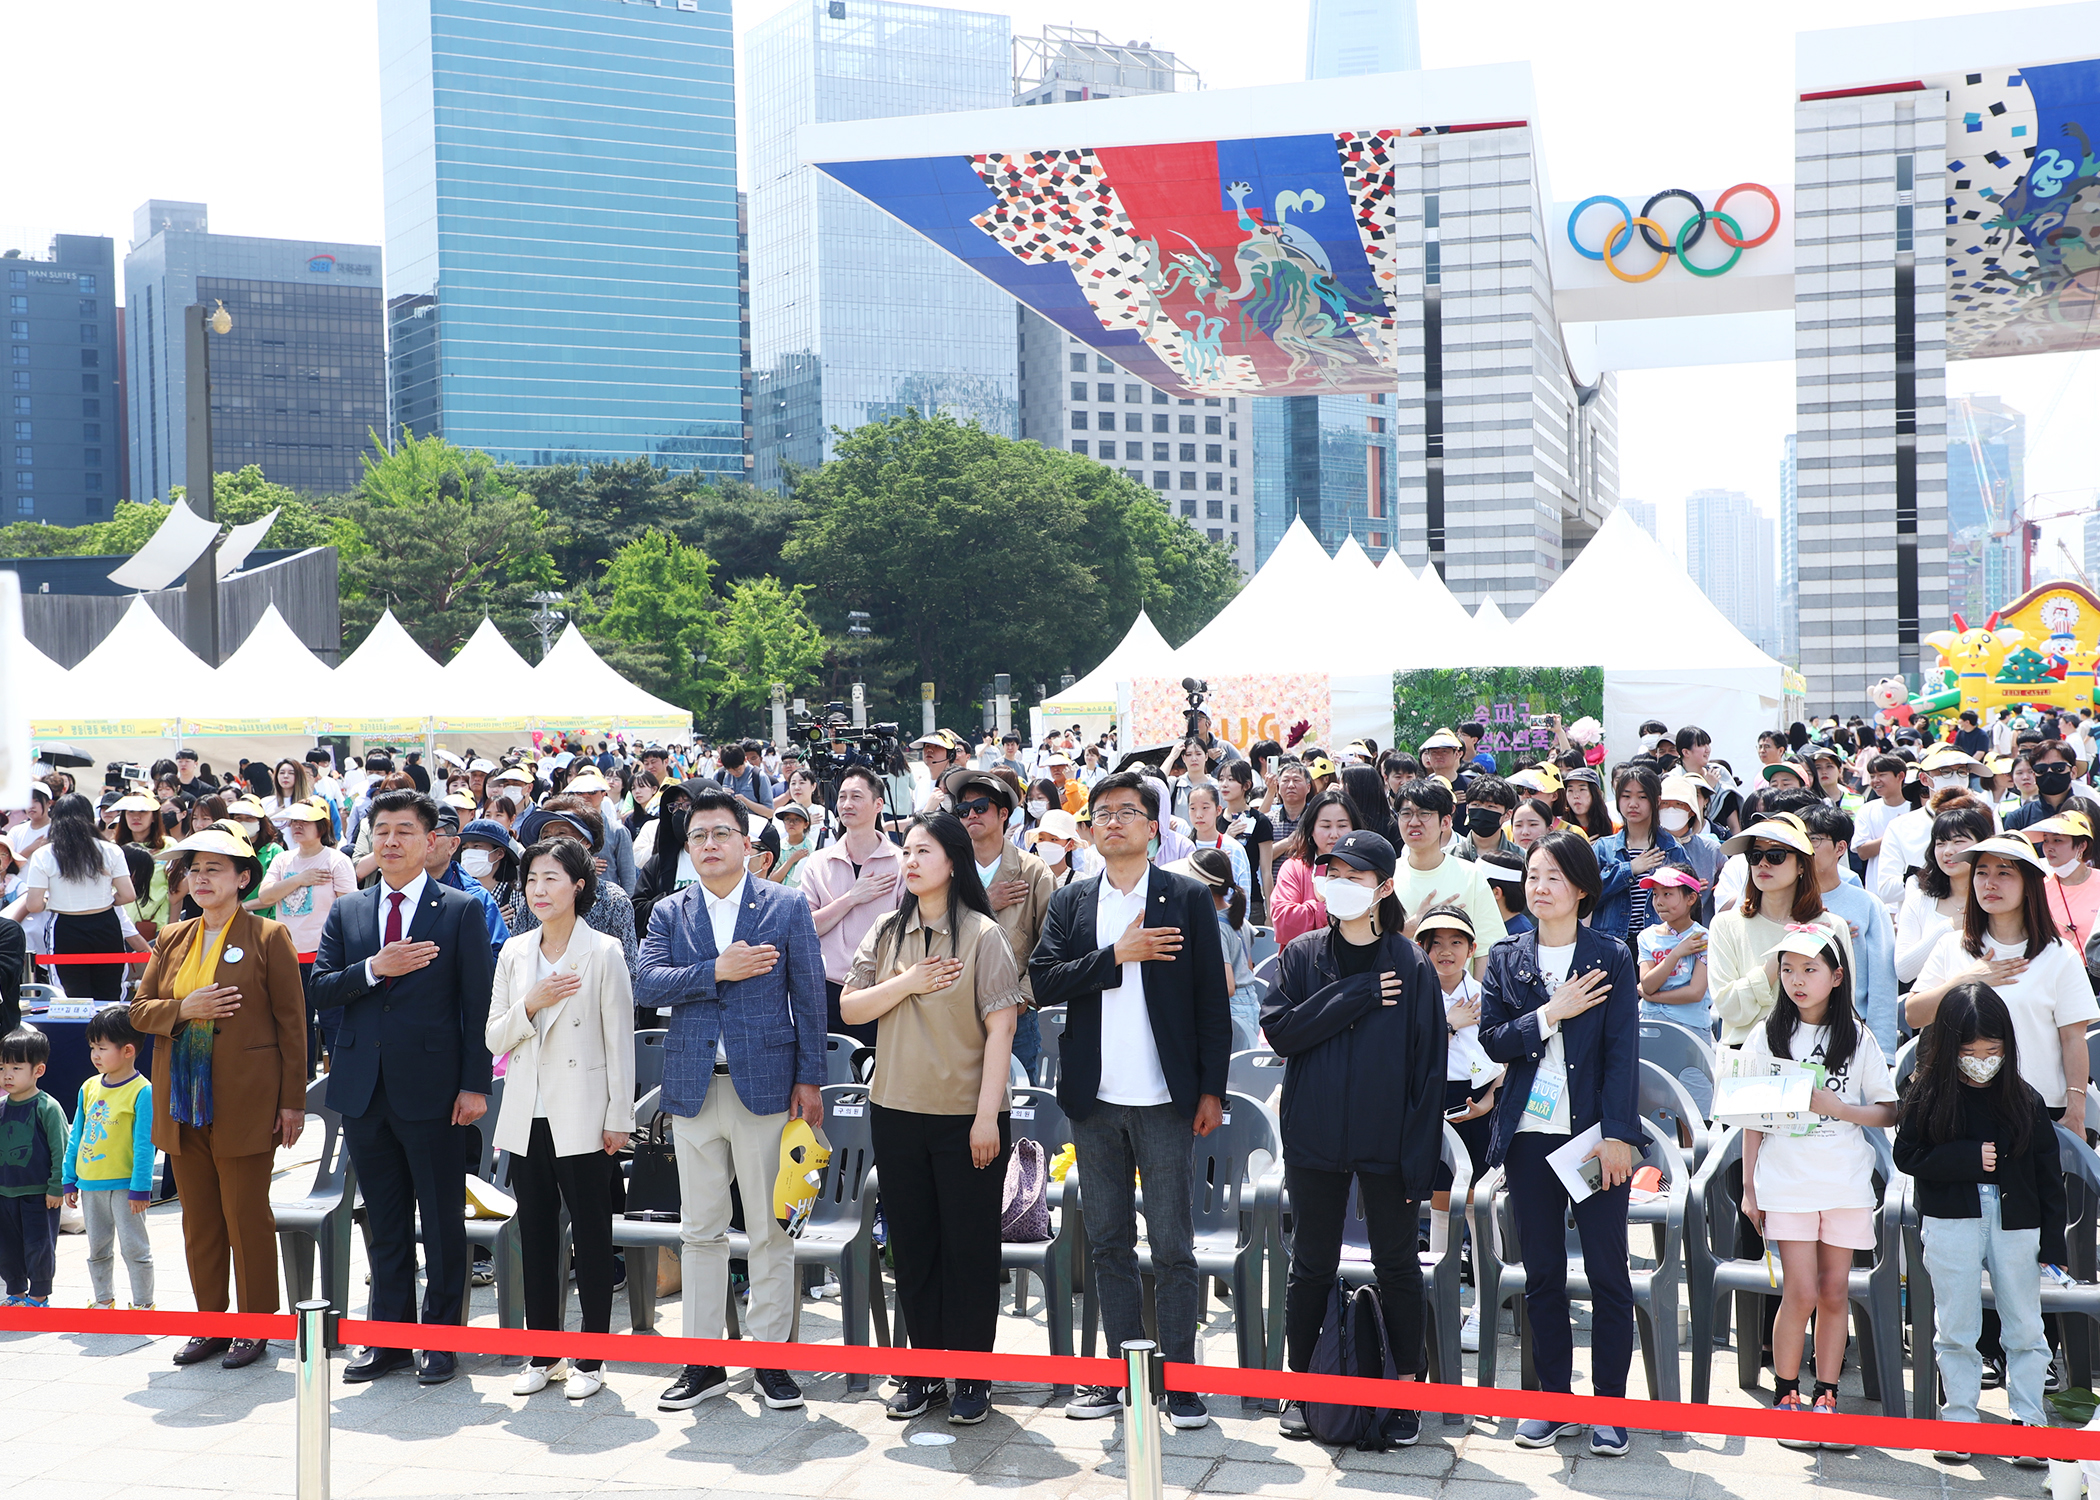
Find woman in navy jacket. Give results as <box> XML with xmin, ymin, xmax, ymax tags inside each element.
<box><xmin>1259</xmin><ymin>830</ymin><xmax>1445</xmax><ymax>1445</ymax></box>
<box><xmin>1478</xmin><ymin>828</ymin><xmax>1644</xmax><ymax>1457</ymax></box>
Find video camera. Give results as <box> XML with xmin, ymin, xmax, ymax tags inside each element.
<box><xmin>788</xmin><ymin>703</ymin><xmax>901</xmax><ymax>778</ymax></box>
<box><xmin>104</xmin><ymin>760</ymin><xmax>146</xmax><ymax>793</ymax></box>
<box><xmin>1180</xmin><ymin>677</ymin><xmax>1209</xmax><ymax>741</ymax></box>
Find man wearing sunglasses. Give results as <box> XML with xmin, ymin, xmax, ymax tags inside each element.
<box><xmin>945</xmin><ymin>769</ymin><xmax>1057</xmax><ymax>1077</ymax></box>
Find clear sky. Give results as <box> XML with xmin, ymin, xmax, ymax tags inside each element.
<box><xmin>4</xmin><ymin>0</ymin><xmax>2091</xmax><ymax>563</ymax></box>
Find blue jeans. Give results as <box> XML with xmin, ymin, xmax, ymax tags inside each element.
<box><xmin>1922</xmin><ymin>1185</ymin><xmax>2048</xmax><ymax>1427</ymax></box>
<box><xmin>1229</xmin><ymin>992</ymin><xmax>1261</xmax><ymax>1053</ymax></box>
<box><xmin>1071</xmin><ymin>1101</ymin><xmax>1200</xmax><ymax>1366</ymax></box>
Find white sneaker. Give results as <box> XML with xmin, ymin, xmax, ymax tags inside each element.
<box><xmin>1460</xmin><ymin>1311</ymin><xmax>1481</xmax><ymax>1353</ymax></box>
<box><xmin>512</xmin><ymin>1360</ymin><xmax>570</xmax><ymax>1396</ymax></box>
<box><xmin>566</xmin><ymin>1367</ymin><xmax>604</xmax><ymax>1401</ymax></box>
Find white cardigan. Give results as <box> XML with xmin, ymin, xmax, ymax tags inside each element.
<box><xmin>485</xmin><ymin>924</ymin><xmax>636</xmax><ymax>1157</ymax></box>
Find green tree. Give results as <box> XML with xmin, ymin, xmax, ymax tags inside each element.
<box><xmin>0</xmin><ymin>468</ymin><xmax>340</xmax><ymax>560</ymax></box>
<box><xmin>687</xmin><ymin>480</ymin><xmax>806</xmax><ymax>587</ymax></box>
<box><xmin>592</xmin><ymin>532</ymin><xmax>717</xmax><ymax>709</ymax></box>
<box><xmin>514</xmin><ymin>459</ymin><xmax>709</xmax><ymax>591</ymax></box>
<box><xmin>334</xmin><ymin>430</ymin><xmax>560</xmax><ymax>658</ymax></box>
<box><xmin>783</xmin><ymin>410</ymin><xmax>1238</xmax><ymax>717</ymax></box>
<box><xmin>713</xmin><ymin>575</ymin><xmax>828</xmax><ymax>725</ymax></box>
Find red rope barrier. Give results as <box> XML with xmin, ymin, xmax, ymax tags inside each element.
<box><xmin>37</xmin><ymin>953</ymin><xmax>150</xmax><ymax>965</ymax></box>
<box><xmin>1</xmin><ymin>1305</ymin><xmax>2093</xmax><ymax>1461</ymax></box>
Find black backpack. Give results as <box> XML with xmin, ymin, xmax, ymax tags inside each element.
<box><xmin>1303</xmin><ymin>1279</ymin><xmax>1405</xmax><ymax>1449</ymax></box>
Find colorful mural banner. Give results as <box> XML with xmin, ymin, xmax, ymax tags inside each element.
<box><xmin>816</xmin><ymin>125</ymin><xmax>1506</xmax><ymax>398</ymax></box>
<box><xmin>1393</xmin><ymin>667</ymin><xmax>1603</xmax><ymax>774</ymax></box>
<box><xmin>1131</xmin><ymin>674</ymin><xmax>1330</xmax><ymax>752</ymax></box>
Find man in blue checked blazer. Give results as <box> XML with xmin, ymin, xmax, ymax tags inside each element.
<box><xmin>634</xmin><ymin>785</ymin><xmax>825</xmax><ymax>1413</ymax></box>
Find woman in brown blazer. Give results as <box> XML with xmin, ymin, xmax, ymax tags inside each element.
<box><xmin>130</xmin><ymin>825</ymin><xmax>307</xmax><ymax>1370</ymax></box>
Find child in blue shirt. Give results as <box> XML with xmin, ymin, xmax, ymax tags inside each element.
<box><xmin>1635</xmin><ymin>865</ymin><xmax>1710</xmax><ymax>1032</ymax></box>
<box><xmin>0</xmin><ymin>1025</ymin><xmax>68</xmax><ymax>1307</ymax></box>
<box><xmin>62</xmin><ymin>1008</ymin><xmax>156</xmax><ymax>1310</ymax></box>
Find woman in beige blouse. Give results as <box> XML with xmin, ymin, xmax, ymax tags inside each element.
<box><xmin>840</xmin><ymin>810</ymin><xmax>1023</xmax><ymax>1427</ymax></box>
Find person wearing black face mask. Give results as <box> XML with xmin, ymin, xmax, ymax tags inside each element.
<box><xmin>2005</xmin><ymin>743</ymin><xmax>2084</xmax><ymax>835</ymax></box>
<box><xmin>1450</xmin><ymin>775</ymin><xmax>1520</xmax><ymax>863</ymax></box>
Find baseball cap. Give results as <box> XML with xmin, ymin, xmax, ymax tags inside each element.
<box><xmin>1919</xmin><ymin>744</ymin><xmax>1987</xmax><ymax>775</ymax></box>
<box><xmin>434</xmin><ymin>802</ymin><xmax>462</xmax><ymax>836</ymax></box>
<box><xmin>1315</xmin><ymin>829</ymin><xmax>1397</xmax><ymax>880</ymax></box>
<box><xmin>1760</xmin><ymin>760</ymin><xmax>1811</xmax><ymax>785</ymax></box>
<box><xmin>1509</xmin><ymin>764</ymin><xmax>1563</xmax><ymax>796</ymax></box>
<box><xmin>1304</xmin><ymin>756</ymin><xmax>1338</xmax><ymax>780</ymax></box>
<box><xmin>493</xmin><ymin>766</ymin><xmax>533</xmax><ymax>785</ymax></box>
<box><xmin>565</xmin><ymin>768</ymin><xmax>611</xmax><ymax>794</ymax></box>
<box><xmin>942</xmin><ymin>768</ymin><xmax>1015</xmax><ymax>810</ymax></box>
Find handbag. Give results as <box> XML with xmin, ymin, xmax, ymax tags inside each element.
<box><xmin>624</xmin><ymin>1109</ymin><xmax>681</xmax><ymax>1216</ymax></box>
<box><xmin>999</xmin><ymin>1136</ymin><xmax>1052</xmax><ymax>1243</ymax></box>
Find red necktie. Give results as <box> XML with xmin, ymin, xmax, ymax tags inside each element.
<box><xmin>385</xmin><ymin>890</ymin><xmax>405</xmax><ymax>947</ymax></box>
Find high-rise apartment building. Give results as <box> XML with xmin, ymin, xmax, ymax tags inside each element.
<box><xmin>1305</xmin><ymin>0</ymin><xmax>1420</xmax><ymax>77</ymax></box>
<box><xmin>124</xmin><ymin>202</ymin><xmax>383</xmax><ymax>501</ymax></box>
<box><xmin>4</xmin><ymin>234</ymin><xmax>116</xmax><ymax>524</ymax></box>
<box><xmin>1005</xmin><ymin>30</ymin><xmax>1252</xmax><ymax>565</ymax></box>
<box><xmin>2083</xmin><ymin>511</ymin><xmax>2100</xmax><ymax>589</ymax></box>
<box><xmin>1780</xmin><ymin>435</ymin><xmax>1799</xmax><ymax>661</ymax></box>
<box><xmin>1944</xmin><ymin>394</ymin><xmax>2024</xmax><ymax>621</ymax></box>
<box><xmin>1619</xmin><ymin>498</ymin><xmax>1659</xmax><ymax>543</ymax></box>
<box><xmin>1686</xmin><ymin>487</ymin><xmax>1778</xmax><ymax>654</ymax></box>
<box><xmin>378</xmin><ymin>0</ymin><xmax>743</xmax><ymax>475</ymax></box>
<box><xmin>1252</xmin><ymin>394</ymin><xmax>1396</xmax><ymax>564</ymax></box>
<box><xmin>748</xmin><ymin>0</ymin><xmax>1015</xmax><ymax>491</ymax></box>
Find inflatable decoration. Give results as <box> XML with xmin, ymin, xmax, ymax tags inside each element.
<box><xmin>1873</xmin><ymin>582</ymin><xmax>2100</xmax><ymax>726</ymax></box>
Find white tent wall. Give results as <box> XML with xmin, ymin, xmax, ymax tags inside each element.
<box><xmin>1606</xmin><ymin>667</ymin><xmax>1781</xmax><ymax>783</ymax></box>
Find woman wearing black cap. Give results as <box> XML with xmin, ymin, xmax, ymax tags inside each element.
<box><xmin>1259</xmin><ymin>828</ymin><xmax>1445</xmax><ymax>1445</ymax></box>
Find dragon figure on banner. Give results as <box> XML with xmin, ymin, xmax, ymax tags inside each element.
<box><xmin>1870</xmin><ymin>581</ymin><xmax>2100</xmax><ymax>730</ymax></box>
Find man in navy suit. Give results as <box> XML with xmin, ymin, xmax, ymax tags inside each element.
<box><xmin>636</xmin><ymin>785</ymin><xmax>825</xmax><ymax>1414</ymax></box>
<box><xmin>310</xmin><ymin>788</ymin><xmax>495</xmax><ymax>1385</ymax></box>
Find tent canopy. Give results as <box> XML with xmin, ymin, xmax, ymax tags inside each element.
<box><xmin>1043</xmin><ymin>608</ymin><xmax>1180</xmax><ymax>717</ymax></box>
<box><xmin>209</xmin><ymin>604</ymin><xmax>338</xmax><ymax>721</ymax></box>
<box><xmin>41</xmin><ymin>596</ymin><xmax>216</xmax><ymax>723</ymax></box>
<box><xmin>534</xmin><ymin>624</ymin><xmax>694</xmax><ymax>736</ymax></box>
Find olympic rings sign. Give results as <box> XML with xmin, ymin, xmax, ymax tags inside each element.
<box><xmin>1565</xmin><ymin>185</ymin><xmax>1781</xmax><ymax>284</ymax></box>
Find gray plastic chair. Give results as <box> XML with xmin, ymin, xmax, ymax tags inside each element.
<box><xmin>1686</xmin><ymin>1124</ymin><xmax>1906</xmax><ymax>1412</ymax></box>
<box><xmin>1033</xmin><ymin>1006</ymin><xmax>1067</xmax><ymax>1089</ymax></box>
<box><xmin>1227</xmin><ymin>1048</ymin><xmax>1285</xmax><ymax>1106</ymax></box>
<box><xmin>633</xmin><ymin>1028</ymin><xmax>668</xmax><ymax>1101</ymax></box>
<box><xmin>824</xmin><ymin>1032</ymin><xmax>861</xmax><ymax>1085</ymax></box>
<box><xmin>275</xmin><ymin>1074</ymin><xmax>356</xmax><ymax>1345</ymax></box>
<box><xmin>1470</xmin><ymin>1116</ymin><xmax>1691</xmax><ymax>1400</ymax></box>
<box><xmin>1639</xmin><ymin>1020</ymin><xmax>1716</xmax><ymax>1122</ymax></box>
<box><xmin>1247</xmin><ymin>925</ymin><xmax>1279</xmax><ymax>969</ymax></box>
<box><xmin>1002</xmin><ymin>1085</ymin><xmax>1081</xmax><ymax>1361</ymax></box>
<box><xmin>1905</xmin><ymin>1125</ymin><xmax>2100</xmax><ymax>1410</ymax></box>
<box><xmin>1639</xmin><ymin>1057</ymin><xmax>1711</xmax><ymax>1173</ymax></box>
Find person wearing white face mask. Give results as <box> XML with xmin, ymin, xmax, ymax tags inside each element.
<box><xmin>1023</xmin><ymin>809</ymin><xmax>1085</xmax><ymax>889</ymax></box>
<box><xmin>224</xmin><ymin>798</ymin><xmax>287</xmax><ymax>921</ymax></box>
<box><xmin>251</xmin><ymin>798</ymin><xmax>358</xmax><ymax>1076</ymax></box>
<box><xmin>2024</xmin><ymin>808</ymin><xmax>2100</xmax><ymax>976</ymax></box>
<box><xmin>456</xmin><ymin>819</ymin><xmax>523</xmax><ymax>929</ymax></box>
<box><xmin>1656</xmin><ymin>774</ymin><xmax>1722</xmax><ymax>909</ymax></box>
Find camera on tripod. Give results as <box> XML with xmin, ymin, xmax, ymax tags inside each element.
<box><xmin>787</xmin><ymin>703</ymin><xmax>901</xmax><ymax>778</ymax></box>
<box><xmin>1180</xmin><ymin>677</ymin><xmax>1209</xmax><ymax>741</ymax></box>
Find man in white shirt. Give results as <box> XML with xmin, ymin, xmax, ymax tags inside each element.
<box><xmin>1850</xmin><ymin>754</ymin><xmax>1914</xmax><ymax>915</ymax></box>
<box><xmin>1391</xmin><ymin>778</ymin><xmax>1507</xmax><ymax>976</ymax></box>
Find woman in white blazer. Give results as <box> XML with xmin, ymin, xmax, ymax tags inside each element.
<box><xmin>485</xmin><ymin>837</ymin><xmax>635</xmax><ymax>1401</ymax></box>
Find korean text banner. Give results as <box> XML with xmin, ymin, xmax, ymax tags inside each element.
<box><xmin>1393</xmin><ymin>667</ymin><xmax>1602</xmax><ymax>773</ymax></box>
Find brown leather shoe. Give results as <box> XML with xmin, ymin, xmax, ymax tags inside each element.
<box><xmin>221</xmin><ymin>1338</ymin><xmax>273</xmax><ymax>1370</ymax></box>
<box><xmin>173</xmin><ymin>1337</ymin><xmax>232</xmax><ymax>1366</ymax></box>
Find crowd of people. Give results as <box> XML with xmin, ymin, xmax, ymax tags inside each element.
<box><xmin>0</xmin><ymin>705</ymin><xmax>2091</xmax><ymax>1469</ymax></box>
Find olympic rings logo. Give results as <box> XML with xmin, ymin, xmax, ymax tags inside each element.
<box><xmin>1565</xmin><ymin>185</ymin><xmax>1782</xmax><ymax>283</ymax></box>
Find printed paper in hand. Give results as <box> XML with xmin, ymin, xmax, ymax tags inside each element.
<box><xmin>1545</xmin><ymin>1124</ymin><xmax>1606</xmax><ymax>1203</ymax></box>
<box><xmin>1711</xmin><ymin>1049</ymin><xmax>1825</xmax><ymax>1132</ymax></box>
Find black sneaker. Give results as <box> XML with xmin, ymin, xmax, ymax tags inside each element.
<box><xmin>885</xmin><ymin>1377</ymin><xmax>948</xmax><ymax>1419</ymax></box>
<box><xmin>1279</xmin><ymin>1400</ymin><xmax>1310</xmax><ymax>1439</ymax></box>
<box><xmin>1167</xmin><ymin>1391</ymin><xmax>1210</xmax><ymax>1430</ymax></box>
<box><xmin>755</xmin><ymin>1368</ymin><xmax>804</xmax><ymax>1410</ymax></box>
<box><xmin>1382</xmin><ymin>1409</ymin><xmax>1421</xmax><ymax>1447</ymax></box>
<box><xmin>949</xmin><ymin>1380</ymin><xmax>991</xmax><ymax>1424</ymax></box>
<box><xmin>658</xmin><ymin>1364</ymin><xmax>730</xmax><ymax>1410</ymax></box>
<box><xmin>1064</xmin><ymin>1384</ymin><xmax>1120</xmax><ymax>1420</ymax></box>
<box><xmin>1981</xmin><ymin>1355</ymin><xmax>2007</xmax><ymax>1390</ymax></box>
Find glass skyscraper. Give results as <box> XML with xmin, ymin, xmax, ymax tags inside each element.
<box><xmin>748</xmin><ymin>0</ymin><xmax>1015</xmax><ymax>491</ymax></box>
<box><xmin>377</xmin><ymin>0</ymin><xmax>744</xmax><ymax>475</ymax></box>
<box><xmin>1252</xmin><ymin>392</ymin><xmax>1397</xmax><ymax>566</ymax></box>
<box><xmin>6</xmin><ymin>234</ymin><xmax>115</xmax><ymax>524</ymax></box>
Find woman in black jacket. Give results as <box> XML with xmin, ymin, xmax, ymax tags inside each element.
<box><xmin>1259</xmin><ymin>829</ymin><xmax>1444</xmax><ymax>1446</ymax></box>
<box><xmin>1893</xmin><ymin>980</ymin><xmax>2063</xmax><ymax>1458</ymax></box>
<box><xmin>1477</xmin><ymin>828</ymin><xmax>1643</xmax><ymax>1457</ymax></box>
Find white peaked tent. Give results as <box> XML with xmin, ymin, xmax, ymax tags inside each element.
<box><xmin>1467</xmin><ymin>595</ymin><xmax>1515</xmax><ymax>660</ymax></box>
<box><xmin>440</xmin><ymin>616</ymin><xmax>543</xmax><ymax>727</ymax></box>
<box><xmin>1042</xmin><ymin>608</ymin><xmax>1179</xmax><ymax>720</ymax></box>
<box><xmin>1411</xmin><ymin>561</ymin><xmax>1478</xmax><ymax>638</ymax></box>
<box><xmin>533</xmin><ymin>625</ymin><xmax>694</xmax><ymax>738</ymax></box>
<box><xmin>1505</xmin><ymin>506</ymin><xmax>1786</xmax><ymax>769</ymax></box>
<box><xmin>210</xmin><ymin>605</ymin><xmax>338</xmax><ymax>721</ymax></box>
<box><xmin>325</xmin><ymin>610</ymin><xmax>449</xmax><ymax>732</ymax></box>
<box><xmin>42</xmin><ymin>596</ymin><xmax>216</xmax><ymax>722</ymax></box>
<box><xmin>1332</xmin><ymin>534</ymin><xmax>1380</xmax><ymax>590</ymax></box>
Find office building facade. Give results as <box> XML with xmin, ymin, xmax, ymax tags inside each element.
<box><xmin>378</xmin><ymin>0</ymin><xmax>743</xmax><ymax>475</ymax></box>
<box><xmin>124</xmin><ymin>202</ymin><xmax>384</xmax><ymax>501</ymax></box>
<box><xmin>749</xmin><ymin>0</ymin><xmax>1016</xmax><ymax>491</ymax></box>
<box><xmin>1780</xmin><ymin>434</ymin><xmax>1799</xmax><ymax>661</ymax></box>
<box><xmin>1944</xmin><ymin>394</ymin><xmax>2024</xmax><ymax>620</ymax></box>
<box><xmin>5</xmin><ymin>234</ymin><xmax>116</xmax><ymax>524</ymax></box>
<box><xmin>1686</xmin><ymin>487</ymin><xmax>1778</xmax><ymax>654</ymax></box>
<box><xmin>1305</xmin><ymin>0</ymin><xmax>1421</xmax><ymax>78</ymax></box>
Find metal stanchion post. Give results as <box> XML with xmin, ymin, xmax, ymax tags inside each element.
<box><xmin>296</xmin><ymin>1299</ymin><xmax>332</xmax><ymax>1500</ymax></box>
<box><xmin>1121</xmin><ymin>1339</ymin><xmax>1163</xmax><ymax>1500</ymax></box>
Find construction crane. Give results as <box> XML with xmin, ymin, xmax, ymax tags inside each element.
<box><xmin>2023</xmin><ymin>488</ymin><xmax>2100</xmax><ymax>591</ymax></box>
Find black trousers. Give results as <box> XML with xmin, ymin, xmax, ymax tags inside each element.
<box><xmin>1284</xmin><ymin>1161</ymin><xmax>1424</xmax><ymax>1375</ymax></box>
<box><xmin>870</xmin><ymin>1103</ymin><xmax>1009</xmax><ymax>1357</ymax></box>
<box><xmin>1505</xmin><ymin>1131</ymin><xmax>1634</xmax><ymax>1397</ymax></box>
<box><xmin>1435</xmin><ymin>1079</ymin><xmax>1494</xmax><ymax>1193</ymax></box>
<box><xmin>511</xmin><ymin>1117</ymin><xmax>618</xmax><ymax>1370</ymax></box>
<box><xmin>55</xmin><ymin>908</ymin><xmax>124</xmax><ymax>1004</ymax></box>
<box><xmin>826</xmin><ymin>980</ymin><xmax>876</xmax><ymax>1046</ymax></box>
<box><xmin>344</xmin><ymin>1074</ymin><xmax>471</xmax><ymax>1338</ymax></box>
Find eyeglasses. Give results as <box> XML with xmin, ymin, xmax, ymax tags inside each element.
<box><xmin>687</xmin><ymin>827</ymin><xmax>745</xmax><ymax>848</ymax></box>
<box><xmin>953</xmin><ymin>796</ymin><xmax>998</xmax><ymax>817</ymax></box>
<box><xmin>1744</xmin><ymin>847</ymin><xmax>1797</xmax><ymax>867</ymax></box>
<box><xmin>1092</xmin><ymin>807</ymin><xmax>1150</xmax><ymax>825</ymax></box>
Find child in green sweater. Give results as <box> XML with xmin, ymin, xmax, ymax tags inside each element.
<box><xmin>0</xmin><ymin>1025</ymin><xmax>69</xmax><ymax>1306</ymax></box>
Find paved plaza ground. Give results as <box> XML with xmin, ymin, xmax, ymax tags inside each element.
<box><xmin>0</xmin><ymin>1162</ymin><xmax>2052</xmax><ymax>1500</ymax></box>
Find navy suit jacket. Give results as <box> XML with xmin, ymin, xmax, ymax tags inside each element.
<box><xmin>309</xmin><ymin>879</ymin><xmax>496</xmax><ymax>1122</ymax></box>
<box><xmin>633</xmin><ymin>874</ymin><xmax>826</xmax><ymax>1119</ymax></box>
<box><xmin>1476</xmin><ymin>926</ymin><xmax>1643</xmax><ymax>1169</ymax></box>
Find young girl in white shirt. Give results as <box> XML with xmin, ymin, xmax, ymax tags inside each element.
<box><xmin>1739</xmin><ymin>925</ymin><xmax>1898</xmax><ymax>1442</ymax></box>
<box><xmin>1417</xmin><ymin>903</ymin><xmax>1502</xmax><ymax>1353</ymax></box>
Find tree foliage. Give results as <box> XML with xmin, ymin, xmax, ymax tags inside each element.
<box><xmin>714</xmin><ymin>575</ymin><xmax>827</xmax><ymax>723</ymax></box>
<box><xmin>592</xmin><ymin>532</ymin><xmax>716</xmax><ymax>709</ymax></box>
<box><xmin>782</xmin><ymin>411</ymin><xmax>1239</xmax><ymax>716</ymax></box>
<box><xmin>513</xmin><ymin>458</ymin><xmax>709</xmax><ymax>592</ymax></box>
<box><xmin>0</xmin><ymin>466</ymin><xmax>338</xmax><ymax>560</ymax></box>
<box><xmin>333</xmin><ymin>430</ymin><xmax>558</xmax><ymax>659</ymax></box>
